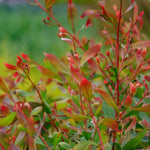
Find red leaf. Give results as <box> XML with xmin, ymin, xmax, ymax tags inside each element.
<box><xmin>87</xmin><ymin>59</ymin><xmax>100</xmax><ymax>73</ymax></box>
<box><xmin>144</xmin><ymin>75</ymin><xmax>150</xmax><ymax>82</ymax></box>
<box><xmin>132</xmin><ymin>41</ymin><xmax>150</xmax><ymax>49</ymax></box>
<box><xmin>80</xmin><ymin>77</ymin><xmax>92</xmax><ymax>101</ymax></box>
<box><xmin>21</xmin><ymin>53</ymin><xmax>31</xmax><ymax>62</ymax></box>
<box><xmin>44</xmin><ymin>53</ymin><xmax>69</xmax><ymax>74</ymax></box>
<box><xmin>124</xmin><ymin>95</ymin><xmax>132</xmax><ymax>106</ymax></box>
<box><xmin>4</xmin><ymin>63</ymin><xmax>18</xmax><ymax>70</ymax></box>
<box><xmin>80</xmin><ymin>9</ymin><xmax>96</xmax><ymax>18</ymax></box>
<box><xmin>80</xmin><ymin>43</ymin><xmax>101</xmax><ymax>67</ymax></box>
<box><xmin>142</xmin><ymin>119</ymin><xmax>150</xmax><ymax>129</ymax></box>
<box><xmin>130</xmin><ymin>82</ymin><xmax>136</xmax><ymax>95</ymax></box>
<box><xmin>102</xmin><ymin>118</ymin><xmax>119</xmax><ymax>131</ymax></box>
<box><xmin>70</xmin><ymin>65</ymin><xmax>82</xmax><ymax>84</ymax></box>
<box><xmin>126</xmin><ymin>117</ymin><xmax>137</xmax><ymax>132</ymax></box>
<box><xmin>37</xmin><ymin>65</ymin><xmax>56</xmax><ymax>77</ymax></box>
<box><xmin>133</xmin><ymin>4</ymin><xmax>138</xmax><ymax>24</ymax></box>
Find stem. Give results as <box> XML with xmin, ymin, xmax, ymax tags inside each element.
<box><xmin>89</xmin><ymin>103</ymin><xmax>104</xmax><ymax>150</ymax></box>
<box><xmin>113</xmin><ymin>1</ymin><xmax>123</xmax><ymax>149</ymax></box>
<box><xmin>33</xmin><ymin>0</ymin><xmax>85</xmax><ymax>52</ymax></box>
<box><xmin>23</xmin><ymin>69</ymin><xmax>43</xmax><ymax>104</ymax></box>
<box><xmin>78</xmin><ymin>85</ymin><xmax>87</xmax><ymax>131</ymax></box>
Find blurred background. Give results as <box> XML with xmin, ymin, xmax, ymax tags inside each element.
<box><xmin>0</xmin><ymin>0</ymin><xmax>150</xmax><ymax>75</ymax></box>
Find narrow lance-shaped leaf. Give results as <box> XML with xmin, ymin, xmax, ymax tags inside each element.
<box><xmin>0</xmin><ymin>77</ymin><xmax>9</xmax><ymax>92</ymax></box>
<box><xmin>63</xmin><ymin>111</ymin><xmax>89</xmax><ymax>121</ymax></box>
<box><xmin>44</xmin><ymin>53</ymin><xmax>70</xmax><ymax>74</ymax></box>
<box><xmin>126</xmin><ymin>117</ymin><xmax>137</xmax><ymax>132</ymax></box>
<box><xmin>131</xmin><ymin>41</ymin><xmax>150</xmax><ymax>48</ymax></box>
<box><xmin>45</xmin><ymin>0</ymin><xmax>56</xmax><ymax>9</ymax></box>
<box><xmin>70</xmin><ymin>65</ymin><xmax>82</xmax><ymax>84</ymax></box>
<box><xmin>123</xmin><ymin>129</ymin><xmax>147</xmax><ymax>150</ymax></box>
<box><xmin>80</xmin><ymin>77</ymin><xmax>92</xmax><ymax>101</ymax></box>
<box><xmin>97</xmin><ymin>89</ymin><xmax>119</xmax><ymax>112</ymax></box>
<box><xmin>73</xmin><ymin>141</ymin><xmax>98</xmax><ymax>150</ymax></box>
<box><xmin>132</xmin><ymin>104</ymin><xmax>150</xmax><ymax>112</ymax></box>
<box><xmin>102</xmin><ymin>118</ymin><xmax>119</xmax><ymax>131</ymax></box>
<box><xmin>37</xmin><ymin>65</ymin><xmax>56</xmax><ymax>78</ymax></box>
<box><xmin>80</xmin><ymin>43</ymin><xmax>101</xmax><ymax>67</ymax></box>
<box><xmin>0</xmin><ymin>112</ymin><xmax>16</xmax><ymax>127</ymax></box>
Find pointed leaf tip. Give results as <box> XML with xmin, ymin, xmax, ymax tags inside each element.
<box><xmin>44</xmin><ymin>53</ymin><xmax>69</xmax><ymax>74</ymax></box>
<box><xmin>97</xmin><ymin>89</ymin><xmax>119</xmax><ymax>112</ymax></box>
<box><xmin>80</xmin><ymin>43</ymin><xmax>101</xmax><ymax>67</ymax></box>
<box><xmin>81</xmin><ymin>77</ymin><xmax>92</xmax><ymax>101</ymax></box>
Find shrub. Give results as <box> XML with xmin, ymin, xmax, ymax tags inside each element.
<box><xmin>0</xmin><ymin>0</ymin><xmax>150</xmax><ymax>150</ymax></box>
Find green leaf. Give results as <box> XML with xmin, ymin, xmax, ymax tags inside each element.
<box><xmin>45</xmin><ymin>0</ymin><xmax>56</xmax><ymax>9</ymax></box>
<box><xmin>58</xmin><ymin>142</ymin><xmax>72</xmax><ymax>150</ymax></box>
<box><xmin>41</xmin><ymin>91</ymin><xmax>51</xmax><ymax>114</ymax></box>
<box><xmin>44</xmin><ymin>53</ymin><xmax>70</xmax><ymax>74</ymax></box>
<box><xmin>31</xmin><ymin>106</ymin><xmax>43</xmax><ymax>116</ymax></box>
<box><xmin>97</xmin><ymin>89</ymin><xmax>119</xmax><ymax>113</ymax></box>
<box><xmin>63</xmin><ymin>111</ymin><xmax>89</xmax><ymax>121</ymax></box>
<box><xmin>73</xmin><ymin>141</ymin><xmax>98</xmax><ymax>150</ymax></box>
<box><xmin>123</xmin><ymin>129</ymin><xmax>147</xmax><ymax>150</ymax></box>
<box><xmin>102</xmin><ymin>101</ymin><xmax>115</xmax><ymax>118</ymax></box>
<box><xmin>80</xmin><ymin>43</ymin><xmax>101</xmax><ymax>67</ymax></box>
<box><xmin>0</xmin><ymin>112</ymin><xmax>16</xmax><ymax>127</ymax></box>
<box><xmin>113</xmin><ymin>143</ymin><xmax>122</xmax><ymax>150</ymax></box>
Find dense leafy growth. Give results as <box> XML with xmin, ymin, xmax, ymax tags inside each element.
<box><xmin>0</xmin><ymin>0</ymin><xmax>150</xmax><ymax>150</ymax></box>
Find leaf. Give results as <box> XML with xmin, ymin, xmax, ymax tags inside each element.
<box><xmin>132</xmin><ymin>104</ymin><xmax>150</xmax><ymax>112</ymax></box>
<box><xmin>80</xmin><ymin>43</ymin><xmax>101</xmax><ymax>67</ymax></box>
<box><xmin>37</xmin><ymin>65</ymin><xmax>56</xmax><ymax>78</ymax></box>
<box><xmin>113</xmin><ymin>143</ymin><xmax>122</xmax><ymax>150</ymax></box>
<box><xmin>58</xmin><ymin>142</ymin><xmax>72</xmax><ymax>150</ymax></box>
<box><xmin>126</xmin><ymin>117</ymin><xmax>137</xmax><ymax>132</ymax></box>
<box><xmin>45</xmin><ymin>0</ymin><xmax>56</xmax><ymax>9</ymax></box>
<box><xmin>41</xmin><ymin>91</ymin><xmax>51</xmax><ymax>114</ymax></box>
<box><xmin>123</xmin><ymin>129</ymin><xmax>147</xmax><ymax>150</ymax></box>
<box><xmin>95</xmin><ymin>102</ymin><xmax>102</xmax><ymax>116</ymax></box>
<box><xmin>73</xmin><ymin>141</ymin><xmax>98</xmax><ymax>150</ymax></box>
<box><xmin>102</xmin><ymin>118</ymin><xmax>119</xmax><ymax>131</ymax></box>
<box><xmin>31</xmin><ymin>106</ymin><xmax>43</xmax><ymax>116</ymax></box>
<box><xmin>131</xmin><ymin>41</ymin><xmax>150</xmax><ymax>48</ymax></box>
<box><xmin>80</xmin><ymin>77</ymin><xmax>92</xmax><ymax>101</ymax></box>
<box><xmin>87</xmin><ymin>59</ymin><xmax>100</xmax><ymax>73</ymax></box>
<box><xmin>70</xmin><ymin>65</ymin><xmax>82</xmax><ymax>84</ymax></box>
<box><xmin>0</xmin><ymin>77</ymin><xmax>9</xmax><ymax>92</ymax></box>
<box><xmin>15</xmin><ymin>132</ymin><xmax>26</xmax><ymax>145</ymax></box>
<box><xmin>144</xmin><ymin>75</ymin><xmax>150</xmax><ymax>82</ymax></box>
<box><xmin>97</xmin><ymin>89</ymin><xmax>119</xmax><ymax>112</ymax></box>
<box><xmin>133</xmin><ymin>3</ymin><xmax>138</xmax><ymax>24</ymax></box>
<box><xmin>4</xmin><ymin>63</ymin><xmax>18</xmax><ymax>70</ymax></box>
<box><xmin>63</xmin><ymin>111</ymin><xmax>89</xmax><ymax>121</ymax></box>
<box><xmin>0</xmin><ymin>112</ymin><xmax>16</xmax><ymax>126</ymax></box>
<box><xmin>44</xmin><ymin>53</ymin><xmax>69</xmax><ymax>74</ymax></box>
<box><xmin>123</xmin><ymin>1</ymin><xmax>136</xmax><ymax>14</ymax></box>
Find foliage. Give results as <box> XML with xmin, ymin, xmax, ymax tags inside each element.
<box><xmin>0</xmin><ymin>0</ymin><xmax>150</xmax><ymax>150</ymax></box>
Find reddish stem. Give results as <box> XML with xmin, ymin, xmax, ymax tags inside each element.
<box><xmin>89</xmin><ymin>103</ymin><xmax>104</xmax><ymax>150</ymax></box>
<box><xmin>113</xmin><ymin>0</ymin><xmax>123</xmax><ymax>149</ymax></box>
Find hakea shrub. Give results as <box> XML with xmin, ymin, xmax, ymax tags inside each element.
<box><xmin>0</xmin><ymin>0</ymin><xmax>150</xmax><ymax>150</ymax></box>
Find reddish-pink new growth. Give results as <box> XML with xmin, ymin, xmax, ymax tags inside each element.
<box><xmin>4</xmin><ymin>63</ymin><xmax>18</xmax><ymax>70</ymax></box>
